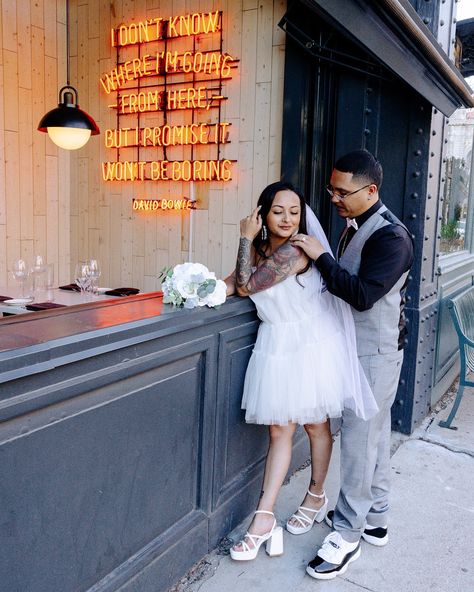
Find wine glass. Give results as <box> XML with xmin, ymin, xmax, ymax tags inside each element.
<box><xmin>74</xmin><ymin>261</ymin><xmax>91</xmax><ymax>297</ymax></box>
<box><xmin>31</xmin><ymin>254</ymin><xmax>46</xmax><ymax>295</ymax></box>
<box><xmin>86</xmin><ymin>259</ymin><xmax>101</xmax><ymax>294</ymax></box>
<box><xmin>11</xmin><ymin>259</ymin><xmax>29</xmax><ymax>298</ymax></box>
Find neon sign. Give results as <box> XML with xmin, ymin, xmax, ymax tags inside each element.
<box><xmin>100</xmin><ymin>52</ymin><xmax>234</xmax><ymax>93</ymax></box>
<box><xmin>104</xmin><ymin>123</ymin><xmax>230</xmax><ymax>149</ymax></box>
<box><xmin>132</xmin><ymin>198</ymin><xmax>197</xmax><ymax>211</ymax></box>
<box><xmin>102</xmin><ymin>159</ymin><xmax>232</xmax><ymax>182</ymax></box>
<box><xmin>100</xmin><ymin>10</ymin><xmax>238</xmax><ymax>214</ymax></box>
<box><xmin>111</xmin><ymin>11</ymin><xmax>221</xmax><ymax>47</ymax></box>
<box><xmin>108</xmin><ymin>87</ymin><xmax>226</xmax><ymax>114</ymax></box>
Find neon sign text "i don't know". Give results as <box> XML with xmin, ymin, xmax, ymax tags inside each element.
<box><xmin>100</xmin><ymin>10</ymin><xmax>238</xmax><ymax>186</ymax></box>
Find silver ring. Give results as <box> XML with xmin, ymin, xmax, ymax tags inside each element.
<box><xmin>302</xmin><ymin>236</ymin><xmax>306</xmax><ymax>242</ymax></box>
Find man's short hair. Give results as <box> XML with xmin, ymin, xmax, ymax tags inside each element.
<box><xmin>334</xmin><ymin>149</ymin><xmax>383</xmax><ymax>189</ymax></box>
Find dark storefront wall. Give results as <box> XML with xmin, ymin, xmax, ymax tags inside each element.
<box><xmin>279</xmin><ymin>0</ymin><xmax>461</xmax><ymax>433</ymax></box>
<box><xmin>0</xmin><ymin>298</ymin><xmax>309</xmax><ymax>592</ymax></box>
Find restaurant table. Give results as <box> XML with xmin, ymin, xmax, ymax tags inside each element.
<box><xmin>0</xmin><ymin>286</ymin><xmax>119</xmax><ymax>316</ymax></box>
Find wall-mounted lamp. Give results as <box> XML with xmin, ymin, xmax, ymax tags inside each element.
<box><xmin>37</xmin><ymin>0</ymin><xmax>99</xmax><ymax>150</ymax></box>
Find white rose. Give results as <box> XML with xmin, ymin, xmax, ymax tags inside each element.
<box><xmin>175</xmin><ymin>277</ymin><xmax>198</xmax><ymax>299</ymax></box>
<box><xmin>204</xmin><ymin>279</ymin><xmax>227</xmax><ymax>307</ymax></box>
<box><xmin>171</xmin><ymin>263</ymin><xmax>191</xmax><ymax>281</ymax></box>
<box><xmin>183</xmin><ymin>296</ymin><xmax>199</xmax><ymax>309</ymax></box>
<box><xmin>188</xmin><ymin>263</ymin><xmax>210</xmax><ymax>284</ymax></box>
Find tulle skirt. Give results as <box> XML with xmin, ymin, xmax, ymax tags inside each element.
<box><xmin>242</xmin><ymin>312</ymin><xmax>352</xmax><ymax>425</ymax></box>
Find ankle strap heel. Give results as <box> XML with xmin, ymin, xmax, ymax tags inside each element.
<box><xmin>230</xmin><ymin>510</ymin><xmax>283</xmax><ymax>561</ymax></box>
<box><xmin>286</xmin><ymin>490</ymin><xmax>329</xmax><ymax>535</ymax></box>
<box><xmin>307</xmin><ymin>489</ymin><xmax>326</xmax><ymax>499</ymax></box>
<box><xmin>266</xmin><ymin>525</ymin><xmax>283</xmax><ymax>556</ymax></box>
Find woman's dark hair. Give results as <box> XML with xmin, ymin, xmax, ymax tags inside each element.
<box><xmin>334</xmin><ymin>149</ymin><xmax>383</xmax><ymax>189</ymax></box>
<box><xmin>252</xmin><ymin>180</ymin><xmax>310</xmax><ymax>281</ymax></box>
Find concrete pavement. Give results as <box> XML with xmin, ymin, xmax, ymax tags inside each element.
<box><xmin>171</xmin><ymin>384</ymin><xmax>474</xmax><ymax>592</ymax></box>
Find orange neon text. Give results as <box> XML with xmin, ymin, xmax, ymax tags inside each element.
<box><xmin>111</xmin><ymin>11</ymin><xmax>221</xmax><ymax>47</ymax></box>
<box><xmin>102</xmin><ymin>160</ymin><xmax>233</xmax><ymax>182</ymax></box>
<box><xmin>132</xmin><ymin>198</ymin><xmax>197</xmax><ymax>211</ymax></box>
<box><xmin>114</xmin><ymin>87</ymin><xmax>225</xmax><ymax>114</ymax></box>
<box><xmin>105</xmin><ymin>123</ymin><xmax>230</xmax><ymax>148</ymax></box>
<box><xmin>100</xmin><ymin>52</ymin><xmax>234</xmax><ymax>94</ymax></box>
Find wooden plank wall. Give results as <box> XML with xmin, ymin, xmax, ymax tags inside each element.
<box><xmin>0</xmin><ymin>0</ymin><xmax>70</xmax><ymax>288</ymax></box>
<box><xmin>0</xmin><ymin>0</ymin><xmax>286</xmax><ymax>291</ymax></box>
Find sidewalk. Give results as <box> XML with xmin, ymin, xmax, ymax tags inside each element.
<box><xmin>172</xmin><ymin>384</ymin><xmax>474</xmax><ymax>592</ymax></box>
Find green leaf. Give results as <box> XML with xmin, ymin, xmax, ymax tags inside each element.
<box><xmin>158</xmin><ymin>266</ymin><xmax>173</xmax><ymax>281</ymax></box>
<box><xmin>205</xmin><ymin>280</ymin><xmax>216</xmax><ymax>294</ymax></box>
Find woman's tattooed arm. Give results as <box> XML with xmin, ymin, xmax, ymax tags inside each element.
<box><xmin>235</xmin><ymin>238</ymin><xmax>254</xmax><ymax>296</ymax></box>
<box><xmin>236</xmin><ymin>240</ymin><xmax>308</xmax><ymax>296</ymax></box>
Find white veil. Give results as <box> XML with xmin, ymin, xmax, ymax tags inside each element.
<box><xmin>305</xmin><ymin>205</ymin><xmax>378</xmax><ymax>419</ymax></box>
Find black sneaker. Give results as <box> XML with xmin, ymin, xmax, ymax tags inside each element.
<box><xmin>306</xmin><ymin>531</ymin><xmax>361</xmax><ymax>580</ymax></box>
<box><xmin>325</xmin><ymin>510</ymin><xmax>388</xmax><ymax>547</ymax></box>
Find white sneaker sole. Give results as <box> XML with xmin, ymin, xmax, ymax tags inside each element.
<box><xmin>362</xmin><ymin>530</ymin><xmax>388</xmax><ymax>546</ymax></box>
<box><xmin>306</xmin><ymin>546</ymin><xmax>361</xmax><ymax>580</ymax></box>
<box><xmin>326</xmin><ymin>513</ymin><xmax>388</xmax><ymax>547</ymax></box>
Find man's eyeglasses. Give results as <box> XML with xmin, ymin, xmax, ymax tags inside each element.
<box><xmin>326</xmin><ymin>183</ymin><xmax>373</xmax><ymax>200</ymax></box>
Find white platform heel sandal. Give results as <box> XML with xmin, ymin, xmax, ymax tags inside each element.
<box><xmin>230</xmin><ymin>510</ymin><xmax>284</xmax><ymax>561</ymax></box>
<box><xmin>286</xmin><ymin>490</ymin><xmax>328</xmax><ymax>535</ymax></box>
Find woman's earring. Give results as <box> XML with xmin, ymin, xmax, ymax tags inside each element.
<box><xmin>261</xmin><ymin>225</ymin><xmax>268</xmax><ymax>240</ymax></box>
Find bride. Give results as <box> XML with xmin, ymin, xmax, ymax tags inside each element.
<box><xmin>225</xmin><ymin>181</ymin><xmax>377</xmax><ymax>561</ymax></box>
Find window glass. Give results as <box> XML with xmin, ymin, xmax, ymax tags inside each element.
<box><xmin>441</xmin><ymin>107</ymin><xmax>474</xmax><ymax>254</ymax></box>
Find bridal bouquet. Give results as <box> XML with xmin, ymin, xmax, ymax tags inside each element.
<box><xmin>160</xmin><ymin>262</ymin><xmax>227</xmax><ymax>309</ymax></box>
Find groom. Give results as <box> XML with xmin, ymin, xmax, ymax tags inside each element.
<box><xmin>291</xmin><ymin>149</ymin><xmax>414</xmax><ymax>579</ymax></box>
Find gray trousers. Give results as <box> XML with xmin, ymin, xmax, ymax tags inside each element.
<box><xmin>333</xmin><ymin>349</ymin><xmax>404</xmax><ymax>543</ymax></box>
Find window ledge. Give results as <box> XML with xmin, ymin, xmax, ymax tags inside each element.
<box><xmin>438</xmin><ymin>250</ymin><xmax>474</xmax><ymax>274</ymax></box>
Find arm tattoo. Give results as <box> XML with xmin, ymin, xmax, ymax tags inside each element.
<box><xmin>236</xmin><ymin>237</ymin><xmax>253</xmax><ymax>288</ymax></box>
<box><xmin>248</xmin><ymin>241</ymin><xmax>305</xmax><ymax>293</ymax></box>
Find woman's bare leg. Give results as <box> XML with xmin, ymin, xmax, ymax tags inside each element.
<box><xmin>233</xmin><ymin>423</ymin><xmax>297</xmax><ymax>551</ymax></box>
<box><xmin>287</xmin><ymin>420</ymin><xmax>332</xmax><ymax>527</ymax></box>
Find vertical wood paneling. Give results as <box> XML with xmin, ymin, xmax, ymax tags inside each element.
<box><xmin>243</xmin><ymin>0</ymin><xmax>258</xmax><ymax>10</ymax></box>
<box><xmin>272</xmin><ymin>0</ymin><xmax>286</xmax><ymax>45</ymax></box>
<box><xmin>31</xmin><ymin>0</ymin><xmax>45</xmax><ymax>29</ymax></box>
<box><xmin>252</xmin><ymin>81</ymin><xmax>271</xmax><ymax>196</ymax></box>
<box><xmin>109</xmin><ymin>192</ymin><xmax>123</xmax><ymax>283</ymax></box>
<box><xmin>239</xmin><ymin>9</ymin><xmax>257</xmax><ymax>143</ymax></box>
<box><xmin>2</xmin><ymin>2</ymin><xmax>18</xmax><ymax>53</ymax></box>
<box><xmin>17</xmin><ymin>1</ymin><xmax>32</xmax><ymax>90</ymax></box>
<box><xmin>5</xmin><ymin>131</ymin><xmax>21</xmax><ymax>264</ymax></box>
<box><xmin>1</xmin><ymin>1</ymin><xmax>285</xmax><ymax>291</ymax></box>
<box><xmin>0</xmin><ymin>8</ymin><xmax>3</xmax><ymax>286</ymax></box>
<box><xmin>58</xmin><ymin>150</ymin><xmax>70</xmax><ymax>282</ymax></box>
<box><xmin>237</xmin><ymin>140</ymin><xmax>254</xmax><ymax>213</ymax></box>
<box><xmin>256</xmin><ymin>0</ymin><xmax>273</xmax><ymax>83</ymax></box>
<box><xmin>121</xmin><ymin>190</ymin><xmax>134</xmax><ymax>284</ymax></box>
<box><xmin>18</xmin><ymin>87</ymin><xmax>34</xmax><ymax>241</ymax></box>
<box><xmin>207</xmin><ymin>189</ymin><xmax>223</xmax><ymax>273</ymax></box>
<box><xmin>46</xmin><ymin>154</ymin><xmax>59</xmax><ymax>266</ymax></box>
<box><xmin>31</xmin><ymin>25</ymin><xmax>46</xmax><ymax>217</ymax></box>
<box><xmin>221</xmin><ymin>222</ymin><xmax>238</xmax><ymax>276</ymax></box>
<box><xmin>3</xmin><ymin>50</ymin><xmax>19</xmax><ymax>132</ymax></box>
<box><xmin>44</xmin><ymin>0</ymin><xmax>58</xmax><ymax>58</ymax></box>
<box><xmin>0</xmin><ymin>63</ymin><xmax>6</xmax><ymax>231</ymax></box>
<box><xmin>0</xmin><ymin>224</ymin><xmax>7</xmax><ymax>285</ymax></box>
<box><xmin>268</xmin><ymin>43</ymin><xmax>284</xmax><ymax>181</ymax></box>
<box><xmin>71</xmin><ymin>0</ymin><xmax>284</xmax><ymax>287</ymax></box>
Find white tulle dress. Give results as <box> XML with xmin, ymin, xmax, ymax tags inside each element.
<box><xmin>241</xmin><ymin>264</ymin><xmax>378</xmax><ymax>425</ymax></box>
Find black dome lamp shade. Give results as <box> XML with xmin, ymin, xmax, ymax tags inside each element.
<box><xmin>37</xmin><ymin>0</ymin><xmax>99</xmax><ymax>150</ymax></box>
<box><xmin>38</xmin><ymin>85</ymin><xmax>99</xmax><ymax>150</ymax></box>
